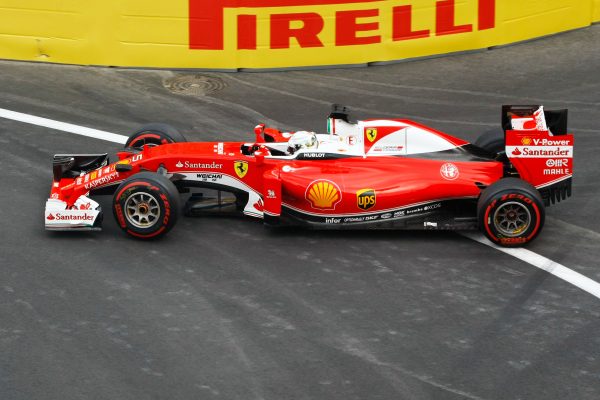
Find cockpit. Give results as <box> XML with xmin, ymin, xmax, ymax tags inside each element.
<box><xmin>241</xmin><ymin>104</ymin><xmax>462</xmax><ymax>159</ymax></box>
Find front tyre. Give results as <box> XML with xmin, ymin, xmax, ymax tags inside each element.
<box><xmin>113</xmin><ymin>172</ymin><xmax>180</xmax><ymax>239</ymax></box>
<box><xmin>125</xmin><ymin>123</ymin><xmax>186</xmax><ymax>149</ymax></box>
<box><xmin>477</xmin><ymin>178</ymin><xmax>545</xmax><ymax>247</ymax></box>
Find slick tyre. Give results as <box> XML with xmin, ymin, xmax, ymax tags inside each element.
<box><xmin>113</xmin><ymin>172</ymin><xmax>180</xmax><ymax>239</ymax></box>
<box><xmin>474</xmin><ymin>128</ymin><xmax>504</xmax><ymax>156</ymax></box>
<box><xmin>477</xmin><ymin>178</ymin><xmax>545</xmax><ymax>247</ymax></box>
<box><xmin>125</xmin><ymin>123</ymin><xmax>186</xmax><ymax>149</ymax></box>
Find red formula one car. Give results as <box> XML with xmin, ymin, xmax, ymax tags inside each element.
<box><xmin>45</xmin><ymin>105</ymin><xmax>574</xmax><ymax>247</ymax></box>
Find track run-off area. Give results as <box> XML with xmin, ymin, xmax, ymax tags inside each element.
<box><xmin>1</xmin><ymin>24</ymin><xmax>599</xmax><ymax>400</ymax></box>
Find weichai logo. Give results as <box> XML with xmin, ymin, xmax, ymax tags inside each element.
<box><xmin>189</xmin><ymin>0</ymin><xmax>496</xmax><ymax>51</ymax></box>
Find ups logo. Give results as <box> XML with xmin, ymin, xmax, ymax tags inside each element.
<box><xmin>357</xmin><ymin>188</ymin><xmax>376</xmax><ymax>210</ymax></box>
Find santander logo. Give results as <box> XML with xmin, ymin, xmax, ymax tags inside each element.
<box><xmin>176</xmin><ymin>161</ymin><xmax>184</xmax><ymax>168</ymax></box>
<box><xmin>46</xmin><ymin>213</ymin><xmax>94</xmax><ymax>221</ymax></box>
<box><xmin>512</xmin><ymin>148</ymin><xmax>522</xmax><ymax>156</ymax></box>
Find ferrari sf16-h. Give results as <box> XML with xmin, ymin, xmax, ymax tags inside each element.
<box><xmin>46</xmin><ymin>105</ymin><xmax>573</xmax><ymax>247</ymax></box>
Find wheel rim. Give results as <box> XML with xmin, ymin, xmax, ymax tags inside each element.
<box><xmin>130</xmin><ymin>132</ymin><xmax>168</xmax><ymax>148</ymax></box>
<box><xmin>131</xmin><ymin>138</ymin><xmax>161</xmax><ymax>148</ymax></box>
<box><xmin>125</xmin><ymin>192</ymin><xmax>160</xmax><ymax>229</ymax></box>
<box><xmin>493</xmin><ymin>201</ymin><xmax>531</xmax><ymax>237</ymax></box>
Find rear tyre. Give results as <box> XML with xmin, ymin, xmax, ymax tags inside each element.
<box><xmin>477</xmin><ymin>178</ymin><xmax>545</xmax><ymax>247</ymax></box>
<box><xmin>125</xmin><ymin>123</ymin><xmax>186</xmax><ymax>149</ymax></box>
<box><xmin>474</xmin><ymin>128</ymin><xmax>504</xmax><ymax>156</ymax></box>
<box><xmin>113</xmin><ymin>172</ymin><xmax>180</xmax><ymax>239</ymax></box>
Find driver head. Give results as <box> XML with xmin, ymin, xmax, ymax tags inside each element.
<box><xmin>288</xmin><ymin>131</ymin><xmax>318</xmax><ymax>154</ymax></box>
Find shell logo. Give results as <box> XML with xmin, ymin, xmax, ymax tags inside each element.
<box><xmin>521</xmin><ymin>137</ymin><xmax>532</xmax><ymax>145</ymax></box>
<box><xmin>305</xmin><ymin>180</ymin><xmax>342</xmax><ymax>210</ymax></box>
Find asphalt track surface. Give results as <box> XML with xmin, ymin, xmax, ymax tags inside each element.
<box><xmin>1</xmin><ymin>25</ymin><xmax>600</xmax><ymax>400</ymax></box>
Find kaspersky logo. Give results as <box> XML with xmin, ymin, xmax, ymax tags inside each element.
<box><xmin>189</xmin><ymin>0</ymin><xmax>496</xmax><ymax>50</ymax></box>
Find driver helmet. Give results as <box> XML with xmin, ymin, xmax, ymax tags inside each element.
<box><xmin>288</xmin><ymin>131</ymin><xmax>318</xmax><ymax>154</ymax></box>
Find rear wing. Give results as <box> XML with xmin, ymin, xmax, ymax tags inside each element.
<box><xmin>502</xmin><ymin>105</ymin><xmax>568</xmax><ymax>136</ymax></box>
<box><xmin>503</xmin><ymin>105</ymin><xmax>573</xmax><ymax>205</ymax></box>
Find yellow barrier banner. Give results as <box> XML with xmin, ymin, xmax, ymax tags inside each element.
<box><xmin>0</xmin><ymin>0</ymin><xmax>595</xmax><ymax>69</ymax></box>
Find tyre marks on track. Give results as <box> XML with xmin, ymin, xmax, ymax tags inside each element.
<box><xmin>462</xmin><ymin>232</ymin><xmax>600</xmax><ymax>300</ymax></box>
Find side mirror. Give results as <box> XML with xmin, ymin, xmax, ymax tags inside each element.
<box><xmin>254</xmin><ymin>124</ymin><xmax>265</xmax><ymax>143</ymax></box>
<box><xmin>115</xmin><ymin>163</ymin><xmax>133</xmax><ymax>172</ymax></box>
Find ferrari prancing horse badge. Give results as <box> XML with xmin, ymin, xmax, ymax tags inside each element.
<box><xmin>366</xmin><ymin>128</ymin><xmax>377</xmax><ymax>142</ymax></box>
<box><xmin>234</xmin><ymin>160</ymin><xmax>249</xmax><ymax>178</ymax></box>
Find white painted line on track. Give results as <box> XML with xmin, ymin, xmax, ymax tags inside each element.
<box><xmin>462</xmin><ymin>232</ymin><xmax>600</xmax><ymax>300</ymax></box>
<box><xmin>0</xmin><ymin>107</ymin><xmax>128</xmax><ymax>144</ymax></box>
<box><xmin>2</xmin><ymin>106</ymin><xmax>599</xmax><ymax>300</ymax></box>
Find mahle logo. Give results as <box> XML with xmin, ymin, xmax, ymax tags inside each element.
<box><xmin>356</xmin><ymin>188</ymin><xmax>376</xmax><ymax>210</ymax></box>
